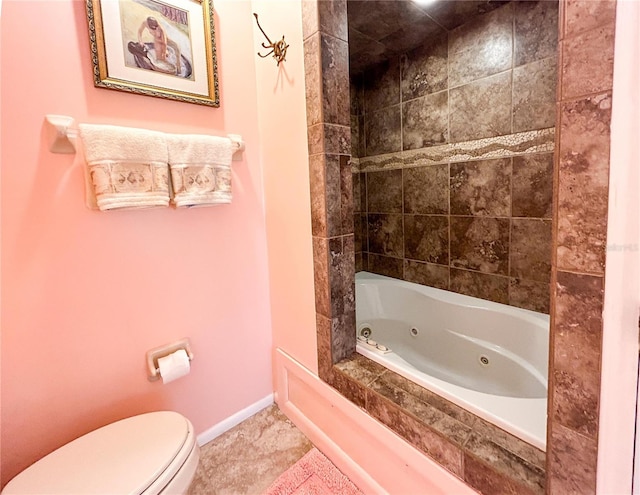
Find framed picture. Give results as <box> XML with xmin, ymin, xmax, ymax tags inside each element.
<box><xmin>86</xmin><ymin>0</ymin><xmax>219</xmax><ymax>107</ymax></box>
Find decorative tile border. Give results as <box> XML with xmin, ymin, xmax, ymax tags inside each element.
<box><xmin>351</xmin><ymin>157</ymin><xmax>360</xmax><ymax>174</ymax></box>
<box><xmin>356</xmin><ymin>128</ymin><xmax>555</xmax><ymax>172</ymax></box>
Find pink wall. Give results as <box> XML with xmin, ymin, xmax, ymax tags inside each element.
<box><xmin>1</xmin><ymin>0</ymin><xmax>273</xmax><ymax>486</ymax></box>
<box><xmin>255</xmin><ymin>0</ymin><xmax>318</xmax><ymax>375</ymax></box>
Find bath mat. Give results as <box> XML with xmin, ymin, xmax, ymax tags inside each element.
<box><xmin>263</xmin><ymin>447</ymin><xmax>363</xmax><ymax>495</ymax></box>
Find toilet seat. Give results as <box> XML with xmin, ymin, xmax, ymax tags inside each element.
<box><xmin>2</xmin><ymin>411</ymin><xmax>198</xmax><ymax>495</ymax></box>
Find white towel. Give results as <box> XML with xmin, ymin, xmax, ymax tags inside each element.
<box><xmin>166</xmin><ymin>134</ymin><xmax>234</xmax><ymax>208</ymax></box>
<box><xmin>78</xmin><ymin>124</ymin><xmax>169</xmax><ymax>211</ymax></box>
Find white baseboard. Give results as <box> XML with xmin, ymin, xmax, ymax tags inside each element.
<box><xmin>196</xmin><ymin>393</ymin><xmax>275</xmax><ymax>446</ymax></box>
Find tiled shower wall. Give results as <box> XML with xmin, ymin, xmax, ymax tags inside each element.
<box><xmin>303</xmin><ymin>0</ymin><xmax>617</xmax><ymax>493</ymax></box>
<box><xmin>351</xmin><ymin>1</ymin><xmax>557</xmax><ymax>313</ymax></box>
<box><xmin>548</xmin><ymin>0</ymin><xmax>617</xmax><ymax>492</ymax></box>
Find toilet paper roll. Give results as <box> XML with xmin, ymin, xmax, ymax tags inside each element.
<box><xmin>157</xmin><ymin>349</ymin><xmax>191</xmax><ymax>384</ymax></box>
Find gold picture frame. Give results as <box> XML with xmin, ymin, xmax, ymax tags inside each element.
<box><xmin>86</xmin><ymin>0</ymin><xmax>219</xmax><ymax>107</ymax></box>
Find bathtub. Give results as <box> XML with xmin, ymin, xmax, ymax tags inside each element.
<box><xmin>355</xmin><ymin>272</ymin><xmax>549</xmax><ymax>450</ymax></box>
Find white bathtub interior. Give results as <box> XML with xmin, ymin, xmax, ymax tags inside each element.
<box><xmin>355</xmin><ymin>271</ymin><xmax>549</xmax><ymax>450</ymax></box>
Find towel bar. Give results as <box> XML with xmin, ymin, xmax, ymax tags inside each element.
<box><xmin>44</xmin><ymin>114</ymin><xmax>246</xmax><ymax>160</ymax></box>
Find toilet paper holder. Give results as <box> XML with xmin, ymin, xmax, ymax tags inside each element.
<box><xmin>146</xmin><ymin>338</ymin><xmax>194</xmax><ymax>381</ymax></box>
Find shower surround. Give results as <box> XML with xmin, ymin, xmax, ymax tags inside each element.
<box><xmin>351</xmin><ymin>1</ymin><xmax>556</xmax><ymax>313</ymax></box>
<box><xmin>303</xmin><ymin>0</ymin><xmax>617</xmax><ymax>494</ymax></box>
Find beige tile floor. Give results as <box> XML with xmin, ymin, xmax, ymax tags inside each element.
<box><xmin>187</xmin><ymin>404</ymin><xmax>313</xmax><ymax>495</ymax></box>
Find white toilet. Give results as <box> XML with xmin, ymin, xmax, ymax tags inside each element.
<box><xmin>2</xmin><ymin>411</ymin><xmax>200</xmax><ymax>495</ymax></box>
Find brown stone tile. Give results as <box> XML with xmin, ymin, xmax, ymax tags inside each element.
<box><xmin>301</xmin><ymin>0</ymin><xmax>318</xmax><ymax>40</ymax></box>
<box><xmin>464</xmin><ymin>433</ymin><xmax>546</xmax><ymax>495</ymax></box>
<box><xmin>312</xmin><ymin>236</ymin><xmax>330</xmax><ymax>317</ymax></box>
<box><xmin>404</xmin><ymin>215</ymin><xmax>449</xmax><ymax>265</ymax></box>
<box><xmin>402</xmin><ymin>91</ymin><xmax>449</xmax><ymax>150</ymax></box>
<box><xmin>347</xmin><ymin>0</ymin><xmax>432</xmax><ymax>42</ymax></box>
<box><xmin>450</xmin><ymin>217</ymin><xmax>510</xmax><ymax>275</ymax></box>
<box><xmin>354</xmin><ymin>213</ymin><xmax>363</xmax><ymax>253</ymax></box>
<box><xmin>419</xmin><ymin>0</ymin><xmax>509</xmax><ymax>31</ymax></box>
<box><xmin>309</xmin><ymin>154</ymin><xmax>353</xmax><ymax>236</ymax></box>
<box><xmin>450</xmin><ymin>71</ymin><xmax>512</xmax><ymax>142</ymax></box>
<box><xmin>512</xmin><ymin>153</ymin><xmax>554</xmax><ymax>219</ymax></box>
<box><xmin>417</xmin><ymin>387</ymin><xmax>480</xmax><ymax>429</ymax></box>
<box><xmin>308</xmin><ymin>123</ymin><xmax>323</xmax><ymax>156</ymax></box>
<box><xmin>370</xmin><ymin>377</ymin><xmax>446</xmax><ymax>427</ymax></box>
<box><xmin>367</xmin><ymin>253</ymin><xmax>403</xmax><ymax>279</ymax></box>
<box><xmin>552</xmin><ymin>271</ymin><xmax>603</xmax><ymax>438</ymax></box>
<box><xmin>364</xmin><ymin>105</ymin><xmax>402</xmax><ymax>156</ymax></box>
<box><xmin>308</xmin><ymin>127</ymin><xmax>350</xmax><ymax>172</ymax></box>
<box><xmin>363</xmin><ymin>58</ymin><xmax>400</xmax><ymax>112</ymax></box>
<box><xmin>449</xmin><ymin>268</ymin><xmax>509</xmax><ymax>304</ymax></box>
<box><xmin>361</xmin><ymin>252</ymin><xmax>369</xmax><ymax>270</ymax></box>
<box><xmin>365</xmin><ymin>390</ymin><xmax>463</xmax><ymax>476</ymax></box>
<box><xmin>329</xmin><ymin>235</ymin><xmax>355</xmax><ymax>317</ymax></box>
<box><xmin>347</xmin><ymin>29</ymin><xmax>387</xmax><ymax>75</ymax></box>
<box><xmin>513</xmin><ymin>56</ymin><xmax>558</xmax><ymax>132</ymax></box>
<box><xmin>330</xmin><ymin>369</ymin><xmax>366</xmax><ymax>408</ymax></box>
<box><xmin>355</xmin><ymin>252</ymin><xmax>363</xmax><ymax>272</ymax></box>
<box><xmin>561</xmin><ymin>22</ymin><xmax>615</xmax><ymax>100</ymax></box>
<box><xmin>450</xmin><ymin>158</ymin><xmax>511</xmax><ymax>217</ymax></box>
<box><xmin>309</xmin><ymin>154</ymin><xmax>327</xmax><ymax>237</ymax></box>
<box><xmin>472</xmin><ymin>418</ymin><xmax>546</xmax><ymax>471</ymax></box>
<box><xmin>376</xmin><ymin>17</ymin><xmax>446</xmax><ymax>60</ymax></box>
<box><xmin>373</xmin><ymin>370</ymin><xmax>424</xmax><ymax>403</ymax></box>
<box><xmin>304</xmin><ymin>34</ymin><xmax>322</xmax><ymax>127</ymax></box>
<box><xmin>553</xmin><ymin>367</ymin><xmax>600</xmax><ymax>439</ymax></box>
<box><xmin>510</xmin><ymin>219</ymin><xmax>552</xmax><ymax>282</ymax></box>
<box><xmin>334</xmin><ymin>354</ymin><xmax>387</xmax><ymax>386</ymax></box>
<box><xmin>403</xmin><ymin>164</ymin><xmax>449</xmax><ymax>215</ymax></box>
<box><xmin>547</xmin><ymin>422</ymin><xmax>597</xmax><ymax>495</ymax></box>
<box><xmin>325</xmin><ymin>154</ymin><xmax>343</xmax><ymax>237</ymax></box>
<box><xmin>367</xmin><ymin>213</ymin><xmax>403</xmax><ymax>257</ymax></box>
<box><xmin>400</xmin><ymin>35</ymin><xmax>448</xmax><ymax>101</ymax></box>
<box><xmin>366</xmin><ymin>169</ymin><xmax>402</xmax><ymax>213</ymax></box>
<box><xmin>350</xmin><ymin>115</ymin><xmax>364</xmax><ymax>158</ymax></box>
<box><xmin>359</xmin><ymin>213</ymin><xmax>368</xmax><ymax>251</ymax></box>
<box><xmin>316</xmin><ymin>313</ymin><xmax>333</xmax><ymax>380</ymax></box>
<box><xmin>564</xmin><ymin>0</ymin><xmax>616</xmax><ymax>38</ymax></box>
<box><xmin>340</xmin><ymin>155</ymin><xmax>354</xmax><ymax>235</ymax></box>
<box><xmin>320</xmin><ymin>34</ymin><xmax>350</xmax><ymax>126</ymax></box>
<box><xmin>403</xmin><ymin>260</ymin><xmax>449</xmax><ymax>291</ymax></box>
<box><xmin>350</xmin><ymin>75</ymin><xmax>363</xmax><ymax>116</ymax></box>
<box><xmin>431</xmin><ymin>413</ymin><xmax>475</xmax><ymax>448</ymax></box>
<box><xmin>557</xmin><ymin>93</ymin><xmax>611</xmax><ymax>274</ymax></box>
<box><xmin>373</xmin><ymin>372</ymin><xmax>473</xmax><ymax>446</ymax></box>
<box><xmin>514</xmin><ymin>0</ymin><xmax>559</xmax><ymax>66</ymax></box>
<box><xmin>358</xmin><ymin>172</ymin><xmax>367</xmax><ymax>211</ymax></box>
<box><xmin>352</xmin><ymin>172</ymin><xmax>362</xmax><ymax>213</ymax></box>
<box><xmin>317</xmin><ymin>0</ymin><xmax>347</xmax><ymax>41</ymax></box>
<box><xmin>509</xmin><ymin>278</ymin><xmax>551</xmax><ymax>314</ymax></box>
<box><xmin>331</xmin><ymin>311</ymin><xmax>356</xmax><ymax>364</ymax></box>
<box><xmin>448</xmin><ymin>3</ymin><xmax>513</xmax><ymax>88</ymax></box>
<box><xmin>463</xmin><ymin>453</ymin><xmax>542</xmax><ymax>495</ymax></box>
<box><xmin>356</xmin><ymin>115</ymin><xmax>365</xmax><ymax>157</ymax></box>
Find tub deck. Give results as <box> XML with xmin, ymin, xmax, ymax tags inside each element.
<box><xmin>356</xmin><ymin>271</ymin><xmax>549</xmax><ymax>450</ymax></box>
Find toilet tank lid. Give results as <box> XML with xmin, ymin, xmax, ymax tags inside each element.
<box><xmin>3</xmin><ymin>411</ymin><xmax>192</xmax><ymax>495</ymax></box>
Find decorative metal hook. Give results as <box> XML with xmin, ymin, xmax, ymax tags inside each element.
<box><xmin>253</xmin><ymin>13</ymin><xmax>289</xmax><ymax>66</ymax></box>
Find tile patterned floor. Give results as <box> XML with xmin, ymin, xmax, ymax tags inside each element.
<box><xmin>187</xmin><ymin>404</ymin><xmax>313</xmax><ymax>495</ymax></box>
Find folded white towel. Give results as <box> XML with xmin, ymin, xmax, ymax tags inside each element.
<box><xmin>78</xmin><ymin>124</ymin><xmax>170</xmax><ymax>211</ymax></box>
<box><xmin>166</xmin><ymin>134</ymin><xmax>234</xmax><ymax>208</ymax></box>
